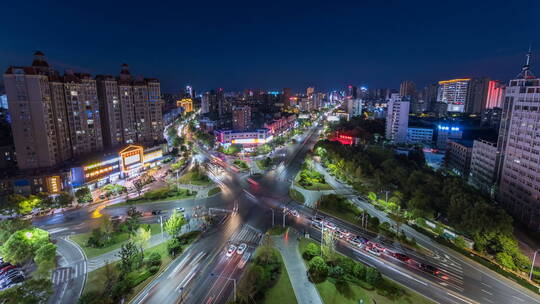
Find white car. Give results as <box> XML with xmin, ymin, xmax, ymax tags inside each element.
<box><xmin>366</xmin><ymin>246</ymin><xmax>382</xmax><ymax>256</ymax></box>
<box><xmin>238</xmin><ymin>252</ymin><xmax>251</xmax><ymax>269</ymax></box>
<box><xmin>324</xmin><ymin>221</ymin><xmax>337</xmax><ymax>230</ymax></box>
<box><xmin>236</xmin><ymin>243</ymin><xmax>247</xmax><ymax>255</ymax></box>
<box><xmin>226</xmin><ymin>245</ymin><xmax>237</xmax><ymax>257</ymax></box>
<box><xmin>175</xmin><ymin>207</ymin><xmax>185</xmax><ymax>213</ymax></box>
<box><xmin>290</xmin><ymin>210</ymin><xmax>299</xmax><ymax>217</ymax></box>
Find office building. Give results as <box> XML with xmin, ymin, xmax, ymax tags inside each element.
<box><xmin>445</xmin><ymin>139</ymin><xmax>474</xmax><ymax>178</ymax></box>
<box><xmin>232</xmin><ymin>105</ymin><xmax>251</xmax><ymax>131</ymax></box>
<box><xmin>437</xmin><ymin>78</ymin><xmax>470</xmax><ymax>112</ymax></box>
<box><xmin>486</xmin><ymin>80</ymin><xmax>505</xmax><ymax>109</ymax></box>
<box><xmin>469</xmin><ymin>139</ymin><xmax>499</xmax><ymax>196</ymax></box>
<box><xmin>497</xmin><ymin>51</ymin><xmax>540</xmax><ymax>231</ymax></box>
<box><xmin>466</xmin><ymin>77</ymin><xmax>490</xmax><ymax>113</ymax></box>
<box><xmin>385</xmin><ymin>94</ymin><xmax>409</xmax><ymax>143</ymax></box>
<box><xmin>407</xmin><ymin>127</ymin><xmax>433</xmax><ymax>144</ymax></box>
<box><xmin>481</xmin><ymin>107</ymin><xmax>502</xmax><ymax>130</ymax></box>
<box><xmin>422</xmin><ymin>83</ymin><xmax>439</xmax><ymax>112</ymax></box>
<box><xmin>177</xmin><ymin>98</ymin><xmax>193</xmax><ymax>112</ymax></box>
<box><xmin>435</xmin><ymin>124</ymin><xmax>463</xmax><ymax>150</ymax></box>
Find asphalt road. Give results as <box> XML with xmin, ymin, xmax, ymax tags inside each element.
<box><xmin>34</xmin><ymin>120</ymin><xmax>540</xmax><ymax>304</ymax></box>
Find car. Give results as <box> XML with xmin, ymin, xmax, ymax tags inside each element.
<box><xmin>392</xmin><ymin>252</ymin><xmax>411</xmax><ymax>262</ymax></box>
<box><xmin>99</xmin><ymin>194</ymin><xmax>106</xmax><ymax>200</ymax></box>
<box><xmin>175</xmin><ymin>207</ymin><xmax>185</xmax><ymax>213</ymax></box>
<box><xmin>419</xmin><ymin>263</ymin><xmax>440</xmax><ymax>275</ymax></box>
<box><xmin>110</xmin><ymin>215</ymin><xmax>123</xmax><ymax>222</ymax></box>
<box><xmin>238</xmin><ymin>252</ymin><xmax>251</xmax><ymax>269</ymax></box>
<box><xmin>0</xmin><ymin>270</ymin><xmax>22</xmax><ymax>284</ymax></box>
<box><xmin>336</xmin><ymin>228</ymin><xmax>349</xmax><ymax>238</ymax></box>
<box><xmin>236</xmin><ymin>243</ymin><xmax>247</xmax><ymax>255</ymax></box>
<box><xmin>366</xmin><ymin>246</ymin><xmax>382</xmax><ymax>256</ymax></box>
<box><xmin>0</xmin><ymin>265</ymin><xmax>15</xmax><ymax>274</ymax></box>
<box><xmin>151</xmin><ymin>209</ymin><xmax>162</xmax><ymax>215</ymax></box>
<box><xmin>290</xmin><ymin>210</ymin><xmax>299</xmax><ymax>217</ymax></box>
<box><xmin>324</xmin><ymin>221</ymin><xmax>336</xmax><ymax>230</ymax></box>
<box><xmin>0</xmin><ymin>263</ymin><xmax>11</xmax><ymax>271</ymax></box>
<box><xmin>226</xmin><ymin>245</ymin><xmax>237</xmax><ymax>258</ymax></box>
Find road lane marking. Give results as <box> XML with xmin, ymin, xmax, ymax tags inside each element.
<box><xmin>512</xmin><ymin>295</ymin><xmax>525</xmax><ymax>302</ymax></box>
<box><xmin>481</xmin><ymin>289</ymin><xmax>493</xmax><ymax>295</ymax></box>
<box><xmin>446</xmin><ymin>292</ymin><xmax>474</xmax><ymax>304</ymax></box>
<box><xmin>482</xmin><ymin>297</ymin><xmax>494</xmax><ymax>303</ymax></box>
<box><xmin>480</xmin><ymin>282</ymin><xmax>492</xmax><ymax>288</ymax></box>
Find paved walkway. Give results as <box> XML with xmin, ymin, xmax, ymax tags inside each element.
<box><xmin>272</xmin><ymin>232</ymin><xmax>323</xmax><ymax>304</ymax></box>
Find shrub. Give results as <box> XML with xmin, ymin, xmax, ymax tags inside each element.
<box><xmin>303</xmin><ymin>243</ymin><xmax>321</xmax><ymax>261</ymax></box>
<box><xmin>308</xmin><ymin>256</ymin><xmax>328</xmax><ymax>283</ymax></box>
<box><xmin>329</xmin><ymin>266</ymin><xmax>344</xmax><ymax>279</ymax></box>
<box><xmin>145</xmin><ymin>252</ymin><xmax>162</xmax><ymax>268</ymax></box>
<box><xmin>353</xmin><ymin>263</ymin><xmax>366</xmax><ymax>280</ymax></box>
<box><xmin>365</xmin><ymin>267</ymin><xmax>382</xmax><ymax>286</ymax></box>
<box><xmin>148</xmin><ymin>265</ymin><xmax>160</xmax><ymax>275</ymax></box>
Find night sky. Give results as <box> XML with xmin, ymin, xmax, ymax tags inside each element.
<box><xmin>2</xmin><ymin>0</ymin><xmax>540</xmax><ymax>93</ymax></box>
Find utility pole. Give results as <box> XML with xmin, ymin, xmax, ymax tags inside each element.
<box><xmin>530</xmin><ymin>249</ymin><xmax>539</xmax><ymax>281</ymax></box>
<box><xmin>159</xmin><ymin>215</ymin><xmax>164</xmax><ymax>241</ymax></box>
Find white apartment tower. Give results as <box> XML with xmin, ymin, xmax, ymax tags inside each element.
<box><xmin>385</xmin><ymin>94</ymin><xmax>410</xmax><ymax>143</ymax></box>
<box><xmin>498</xmin><ymin>50</ymin><xmax>540</xmax><ymax>231</ymax></box>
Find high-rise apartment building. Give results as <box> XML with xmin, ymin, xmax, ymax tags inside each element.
<box><xmin>399</xmin><ymin>80</ymin><xmax>416</xmax><ymax>98</ymax></box>
<box><xmin>3</xmin><ymin>52</ymin><xmax>163</xmax><ymax>170</ymax></box>
<box><xmin>306</xmin><ymin>86</ymin><xmax>315</xmax><ymax>97</ymax></box>
<box><xmin>347</xmin><ymin>99</ymin><xmax>363</xmax><ymax>117</ymax></box>
<box><xmin>486</xmin><ymin>80</ymin><xmax>505</xmax><ymax>109</ymax></box>
<box><xmin>282</xmin><ymin>88</ymin><xmax>292</xmax><ymax>107</ymax></box>
<box><xmin>466</xmin><ymin>77</ymin><xmax>490</xmax><ymax>114</ymax></box>
<box><xmin>232</xmin><ymin>105</ymin><xmax>251</xmax><ymax>131</ymax></box>
<box><xmin>385</xmin><ymin>94</ymin><xmax>409</xmax><ymax>143</ymax></box>
<box><xmin>497</xmin><ymin>52</ymin><xmax>540</xmax><ymax>231</ymax></box>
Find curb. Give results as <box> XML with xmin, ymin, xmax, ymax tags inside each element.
<box><xmin>65</xmin><ymin>236</ymin><xmax>88</xmax><ymax>299</ymax></box>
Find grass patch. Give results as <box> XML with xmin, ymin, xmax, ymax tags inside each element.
<box><xmin>296</xmin><ymin>168</ymin><xmax>333</xmax><ymax>191</ymax></box>
<box><xmin>256</xmin><ymin>157</ymin><xmax>274</xmax><ymax>170</ymax></box>
<box><xmin>70</xmin><ymin>223</ymin><xmax>161</xmax><ymax>259</ymax></box>
<box><xmin>117</xmin><ymin>186</ymin><xmax>195</xmax><ymax>206</ymax></box>
<box><xmin>233</xmin><ymin>159</ymin><xmax>249</xmax><ymax>170</ymax></box>
<box><xmin>208</xmin><ymin>187</ymin><xmax>222</xmax><ymax>196</ymax></box>
<box><xmin>267</xmin><ymin>226</ymin><xmax>287</xmax><ymax>236</ymax></box>
<box><xmin>298</xmin><ymin>238</ymin><xmax>434</xmax><ymax>304</ymax></box>
<box><xmin>262</xmin><ymin>248</ymin><xmax>298</xmax><ymax>304</ymax></box>
<box><xmin>317</xmin><ymin>194</ymin><xmax>361</xmax><ymax>224</ymax></box>
<box><xmin>289</xmin><ymin>188</ymin><xmax>305</xmax><ymax>204</ymax></box>
<box><xmin>178</xmin><ymin>166</ymin><xmax>212</xmax><ymax>185</ymax></box>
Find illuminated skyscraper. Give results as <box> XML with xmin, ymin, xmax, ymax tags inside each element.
<box><xmin>497</xmin><ymin>50</ymin><xmax>540</xmax><ymax>231</ymax></box>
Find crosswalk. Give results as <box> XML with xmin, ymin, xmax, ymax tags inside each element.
<box><xmin>230</xmin><ymin>225</ymin><xmax>263</xmax><ymax>246</ymax></box>
<box><xmin>51</xmin><ymin>261</ymin><xmax>86</xmax><ymax>285</ymax></box>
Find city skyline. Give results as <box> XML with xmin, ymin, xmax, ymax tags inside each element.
<box><xmin>2</xmin><ymin>0</ymin><xmax>539</xmax><ymax>92</ymax></box>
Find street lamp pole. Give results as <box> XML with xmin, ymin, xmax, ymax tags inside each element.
<box><xmin>159</xmin><ymin>215</ymin><xmax>164</xmax><ymax>241</ymax></box>
<box><xmin>282</xmin><ymin>211</ymin><xmax>286</xmax><ymax>228</ymax></box>
<box><xmin>529</xmin><ymin>249</ymin><xmax>539</xmax><ymax>281</ymax></box>
<box><xmin>271</xmin><ymin>209</ymin><xmax>275</xmax><ymax>226</ymax></box>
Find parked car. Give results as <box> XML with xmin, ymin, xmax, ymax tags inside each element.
<box><xmin>226</xmin><ymin>245</ymin><xmax>237</xmax><ymax>258</ymax></box>
<box><xmin>151</xmin><ymin>209</ymin><xmax>162</xmax><ymax>215</ymax></box>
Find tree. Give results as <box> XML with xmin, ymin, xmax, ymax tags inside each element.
<box><xmin>132</xmin><ymin>226</ymin><xmax>151</xmax><ymax>260</ymax></box>
<box><xmin>322</xmin><ymin>230</ymin><xmax>337</xmax><ymax>262</ymax></box>
<box><xmin>75</xmin><ymin>187</ymin><xmax>93</xmax><ymax>204</ymax></box>
<box><xmin>496</xmin><ymin>252</ymin><xmax>516</xmax><ymax>270</ymax></box>
<box><xmin>124</xmin><ymin>207</ymin><xmax>142</xmax><ymax>234</ymax></box>
<box><xmin>1</xmin><ymin>228</ymin><xmax>50</xmax><ymax>265</ymax></box>
<box><xmin>0</xmin><ymin>278</ymin><xmax>53</xmax><ymax>304</ymax></box>
<box><xmin>308</xmin><ymin>256</ymin><xmax>329</xmax><ymax>282</ymax></box>
<box><xmin>0</xmin><ymin>218</ymin><xmax>31</xmax><ymax>244</ymax></box>
<box><xmin>133</xmin><ymin>179</ymin><xmax>144</xmax><ymax>196</ymax></box>
<box><xmin>55</xmin><ymin>192</ymin><xmax>74</xmax><ymax>208</ymax></box>
<box><xmin>117</xmin><ymin>241</ymin><xmax>138</xmax><ymax>274</ymax></box>
<box><xmin>303</xmin><ymin>243</ymin><xmax>321</xmax><ymax>261</ymax></box>
<box><xmin>34</xmin><ymin>243</ymin><xmax>57</xmax><ymax>278</ymax></box>
<box><xmin>164</xmin><ymin>210</ymin><xmax>187</xmax><ymax>237</ymax></box>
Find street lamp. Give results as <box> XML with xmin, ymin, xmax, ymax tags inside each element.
<box><xmin>530</xmin><ymin>249</ymin><xmax>539</xmax><ymax>281</ymax></box>
<box><xmin>209</xmin><ymin>273</ymin><xmax>237</xmax><ymax>302</ymax></box>
<box><xmin>24</xmin><ymin>231</ymin><xmax>33</xmax><ymax>239</ymax></box>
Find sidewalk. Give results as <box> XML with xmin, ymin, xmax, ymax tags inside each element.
<box><xmin>272</xmin><ymin>233</ymin><xmax>323</xmax><ymax>304</ymax></box>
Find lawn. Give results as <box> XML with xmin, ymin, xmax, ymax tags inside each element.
<box><xmin>262</xmin><ymin>248</ymin><xmax>298</xmax><ymax>304</ymax></box>
<box><xmin>233</xmin><ymin>159</ymin><xmax>249</xmax><ymax>170</ymax></box>
<box><xmin>70</xmin><ymin>223</ymin><xmax>161</xmax><ymax>259</ymax></box>
<box><xmin>298</xmin><ymin>238</ymin><xmax>434</xmax><ymax>304</ymax></box>
<box><xmin>267</xmin><ymin>226</ymin><xmax>287</xmax><ymax>236</ymax></box>
<box><xmin>178</xmin><ymin>169</ymin><xmax>212</xmax><ymax>185</ymax></box>
<box><xmin>256</xmin><ymin>158</ymin><xmax>274</xmax><ymax>170</ymax></box>
<box><xmin>289</xmin><ymin>188</ymin><xmax>305</xmax><ymax>204</ymax></box>
<box><xmin>115</xmin><ymin>186</ymin><xmax>195</xmax><ymax>206</ymax></box>
<box><xmin>208</xmin><ymin>187</ymin><xmax>222</xmax><ymax>196</ymax></box>
<box><xmin>295</xmin><ymin>169</ymin><xmax>333</xmax><ymax>191</ymax></box>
